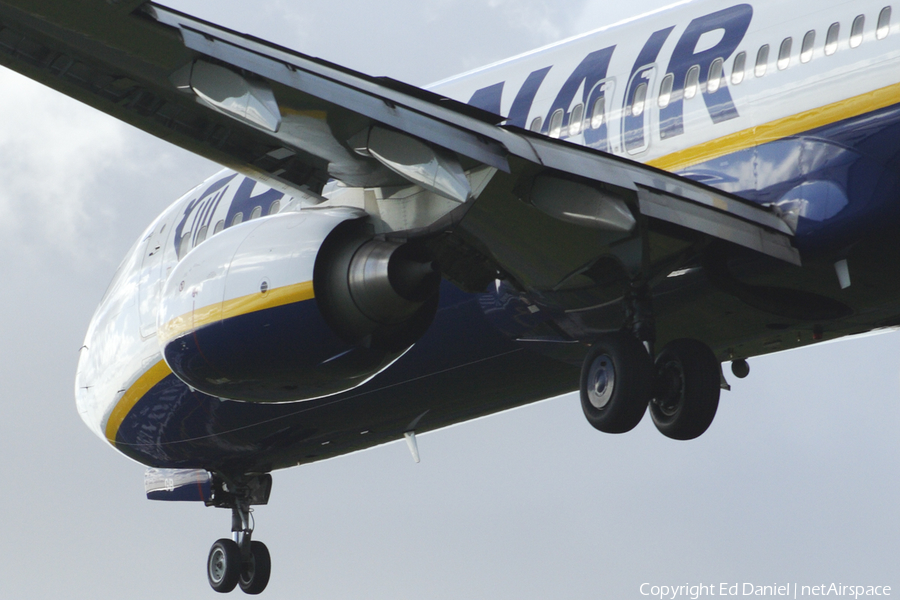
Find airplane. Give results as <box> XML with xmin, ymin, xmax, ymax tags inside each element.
<box><xmin>0</xmin><ymin>0</ymin><xmax>898</xmax><ymax>593</ymax></box>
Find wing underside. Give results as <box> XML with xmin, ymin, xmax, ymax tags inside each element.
<box><xmin>0</xmin><ymin>0</ymin><xmax>798</xmax><ymax>332</ymax></box>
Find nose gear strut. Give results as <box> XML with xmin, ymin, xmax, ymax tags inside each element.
<box><xmin>206</xmin><ymin>474</ymin><xmax>273</xmax><ymax>595</ymax></box>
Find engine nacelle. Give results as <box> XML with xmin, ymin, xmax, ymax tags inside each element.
<box><xmin>158</xmin><ymin>208</ymin><xmax>439</xmax><ymax>402</ymax></box>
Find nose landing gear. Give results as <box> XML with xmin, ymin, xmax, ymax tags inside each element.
<box><xmin>206</xmin><ymin>475</ymin><xmax>273</xmax><ymax>594</ymax></box>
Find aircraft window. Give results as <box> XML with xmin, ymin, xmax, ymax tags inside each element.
<box><xmin>801</xmin><ymin>30</ymin><xmax>815</xmax><ymax>63</ymax></box>
<box><xmin>777</xmin><ymin>37</ymin><xmax>792</xmax><ymax>70</ymax></box>
<box><xmin>268</xmin><ymin>200</ymin><xmax>281</xmax><ymax>215</ymax></box>
<box><xmin>755</xmin><ymin>44</ymin><xmax>769</xmax><ymax>77</ymax></box>
<box><xmin>590</xmin><ymin>96</ymin><xmax>606</xmax><ymax>129</ymax></box>
<box><xmin>731</xmin><ymin>51</ymin><xmax>746</xmax><ymax>85</ymax></box>
<box><xmin>684</xmin><ymin>65</ymin><xmax>700</xmax><ymax>99</ymax></box>
<box><xmin>825</xmin><ymin>23</ymin><xmax>840</xmax><ymax>55</ymax></box>
<box><xmin>529</xmin><ymin>116</ymin><xmax>543</xmax><ymax>132</ymax></box>
<box><xmin>250</xmin><ymin>206</ymin><xmax>262</xmax><ymax>220</ymax></box>
<box><xmin>195</xmin><ymin>225</ymin><xmax>208</xmax><ymax>247</ymax></box>
<box><xmin>658</xmin><ymin>73</ymin><xmax>674</xmax><ymax>108</ymax></box>
<box><xmin>178</xmin><ymin>231</ymin><xmax>191</xmax><ymax>258</ymax></box>
<box><xmin>850</xmin><ymin>15</ymin><xmax>865</xmax><ymax>47</ymax></box>
<box><xmin>631</xmin><ymin>82</ymin><xmax>648</xmax><ymax>116</ymax></box>
<box><xmin>231</xmin><ymin>212</ymin><xmax>243</xmax><ymax>226</ymax></box>
<box><xmin>877</xmin><ymin>6</ymin><xmax>892</xmax><ymax>39</ymax></box>
<box><xmin>548</xmin><ymin>109</ymin><xmax>564</xmax><ymax>138</ymax></box>
<box><xmin>707</xmin><ymin>58</ymin><xmax>724</xmax><ymax>93</ymax></box>
<box><xmin>213</xmin><ymin>220</ymin><xmax>225</xmax><ymax>235</ymax></box>
<box><xmin>569</xmin><ymin>103</ymin><xmax>585</xmax><ymax>136</ymax></box>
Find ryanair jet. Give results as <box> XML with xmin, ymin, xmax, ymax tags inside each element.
<box><xmin>0</xmin><ymin>0</ymin><xmax>897</xmax><ymax>593</ymax></box>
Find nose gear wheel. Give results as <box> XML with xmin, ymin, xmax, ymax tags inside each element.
<box><xmin>205</xmin><ymin>476</ymin><xmax>273</xmax><ymax>594</ymax></box>
<box><xmin>208</xmin><ymin>539</ymin><xmax>242</xmax><ymax>593</ymax></box>
<box><xmin>239</xmin><ymin>541</ymin><xmax>272</xmax><ymax>595</ymax></box>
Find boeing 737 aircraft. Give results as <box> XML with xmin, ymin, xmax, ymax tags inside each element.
<box><xmin>0</xmin><ymin>0</ymin><xmax>898</xmax><ymax>593</ymax></box>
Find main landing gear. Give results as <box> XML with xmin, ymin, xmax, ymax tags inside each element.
<box><xmin>579</xmin><ymin>284</ymin><xmax>721</xmax><ymax>440</ymax></box>
<box><xmin>206</xmin><ymin>475</ymin><xmax>273</xmax><ymax>594</ymax></box>
<box><xmin>580</xmin><ymin>334</ymin><xmax>721</xmax><ymax>439</ymax></box>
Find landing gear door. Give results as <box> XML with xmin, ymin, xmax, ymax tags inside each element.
<box><xmin>622</xmin><ymin>65</ymin><xmax>656</xmax><ymax>156</ymax></box>
<box><xmin>138</xmin><ymin>222</ymin><xmax>169</xmax><ymax>339</ymax></box>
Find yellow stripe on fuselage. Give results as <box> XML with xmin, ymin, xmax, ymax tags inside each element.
<box><xmin>648</xmin><ymin>80</ymin><xmax>900</xmax><ymax>173</ymax></box>
<box><xmin>159</xmin><ymin>280</ymin><xmax>315</xmax><ymax>344</ymax></box>
<box><xmin>104</xmin><ymin>359</ymin><xmax>172</xmax><ymax>444</ymax></box>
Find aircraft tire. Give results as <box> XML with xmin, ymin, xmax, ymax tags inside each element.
<box><xmin>239</xmin><ymin>541</ymin><xmax>272</xmax><ymax>595</ymax></box>
<box><xmin>580</xmin><ymin>331</ymin><xmax>653</xmax><ymax>433</ymax></box>
<box><xmin>208</xmin><ymin>538</ymin><xmax>241</xmax><ymax>593</ymax></box>
<box><xmin>650</xmin><ymin>339</ymin><xmax>720</xmax><ymax>440</ymax></box>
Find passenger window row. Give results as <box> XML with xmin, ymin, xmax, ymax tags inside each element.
<box><xmin>733</xmin><ymin>6</ymin><xmax>891</xmax><ymax>83</ymax></box>
<box><xmin>655</xmin><ymin>6</ymin><xmax>892</xmax><ymax>109</ymax></box>
<box><xmin>177</xmin><ymin>199</ymin><xmax>282</xmax><ymax>259</ymax></box>
<box><xmin>527</xmin><ymin>7</ymin><xmax>891</xmax><ymax>142</ymax></box>
<box><xmin>530</xmin><ymin>81</ymin><xmax>613</xmax><ymax>138</ymax></box>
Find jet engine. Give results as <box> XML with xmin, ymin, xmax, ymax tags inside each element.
<box><xmin>157</xmin><ymin>208</ymin><xmax>439</xmax><ymax>402</ymax></box>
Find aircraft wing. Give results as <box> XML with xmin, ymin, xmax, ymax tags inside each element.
<box><xmin>0</xmin><ymin>0</ymin><xmax>798</xmax><ymax>316</ymax></box>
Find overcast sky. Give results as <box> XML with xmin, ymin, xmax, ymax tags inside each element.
<box><xmin>0</xmin><ymin>1</ymin><xmax>898</xmax><ymax>599</ymax></box>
